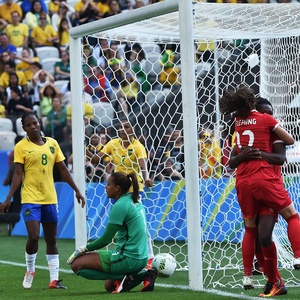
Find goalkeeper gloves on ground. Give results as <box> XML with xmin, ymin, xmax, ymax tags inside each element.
<box><xmin>66</xmin><ymin>245</ymin><xmax>88</xmax><ymax>265</ymax></box>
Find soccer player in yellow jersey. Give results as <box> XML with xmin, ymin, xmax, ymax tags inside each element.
<box><xmin>86</xmin><ymin>120</ymin><xmax>155</xmax><ymax>290</ymax></box>
<box><xmin>0</xmin><ymin>112</ymin><xmax>85</xmax><ymax>290</ymax></box>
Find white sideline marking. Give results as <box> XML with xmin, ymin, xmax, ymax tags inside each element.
<box><xmin>0</xmin><ymin>260</ymin><xmax>267</xmax><ymax>299</ymax></box>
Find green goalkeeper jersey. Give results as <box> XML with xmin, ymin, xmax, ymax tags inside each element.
<box><xmin>109</xmin><ymin>193</ymin><xmax>148</xmax><ymax>259</ymax></box>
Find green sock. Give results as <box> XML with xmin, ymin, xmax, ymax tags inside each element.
<box><xmin>122</xmin><ymin>269</ymin><xmax>147</xmax><ymax>292</ymax></box>
<box><xmin>76</xmin><ymin>269</ymin><xmax>125</xmax><ymax>280</ymax></box>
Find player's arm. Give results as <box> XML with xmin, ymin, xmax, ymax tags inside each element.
<box><xmin>273</xmin><ymin>126</ymin><xmax>294</xmax><ymax>145</ymax></box>
<box><xmin>0</xmin><ymin>163</ymin><xmax>23</xmax><ymax>213</ymax></box>
<box><xmin>229</xmin><ymin>146</ymin><xmax>262</xmax><ymax>169</ymax></box>
<box><xmin>86</xmin><ymin>148</ymin><xmax>106</xmax><ymax>164</ymax></box>
<box><xmin>259</xmin><ymin>142</ymin><xmax>286</xmax><ymax>165</ymax></box>
<box><xmin>138</xmin><ymin>157</ymin><xmax>153</xmax><ymax>187</ymax></box>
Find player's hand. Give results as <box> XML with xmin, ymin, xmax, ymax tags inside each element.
<box><xmin>240</xmin><ymin>147</ymin><xmax>261</xmax><ymax>161</ymax></box>
<box><xmin>0</xmin><ymin>199</ymin><xmax>11</xmax><ymax>213</ymax></box>
<box><xmin>145</xmin><ymin>179</ymin><xmax>153</xmax><ymax>187</ymax></box>
<box><xmin>66</xmin><ymin>245</ymin><xmax>88</xmax><ymax>265</ymax></box>
<box><xmin>76</xmin><ymin>191</ymin><xmax>85</xmax><ymax>208</ymax></box>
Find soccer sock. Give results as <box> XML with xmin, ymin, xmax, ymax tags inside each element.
<box><xmin>46</xmin><ymin>254</ymin><xmax>59</xmax><ymax>282</ymax></box>
<box><xmin>147</xmin><ymin>230</ymin><xmax>154</xmax><ymax>260</ymax></box>
<box><xmin>242</xmin><ymin>226</ymin><xmax>257</xmax><ymax>276</ymax></box>
<box><xmin>287</xmin><ymin>213</ymin><xmax>300</xmax><ymax>258</ymax></box>
<box><xmin>76</xmin><ymin>269</ymin><xmax>125</xmax><ymax>280</ymax></box>
<box><xmin>25</xmin><ymin>252</ymin><xmax>37</xmax><ymax>273</ymax></box>
<box><xmin>261</xmin><ymin>242</ymin><xmax>278</xmax><ymax>284</ymax></box>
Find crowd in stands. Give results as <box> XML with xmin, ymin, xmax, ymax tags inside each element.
<box><xmin>0</xmin><ymin>0</ymin><xmax>294</xmax><ymax>184</ymax></box>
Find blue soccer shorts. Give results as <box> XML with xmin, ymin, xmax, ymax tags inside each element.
<box><xmin>22</xmin><ymin>203</ymin><xmax>59</xmax><ymax>223</ymax></box>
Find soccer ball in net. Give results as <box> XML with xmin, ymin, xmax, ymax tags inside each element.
<box><xmin>152</xmin><ymin>253</ymin><xmax>177</xmax><ymax>278</ymax></box>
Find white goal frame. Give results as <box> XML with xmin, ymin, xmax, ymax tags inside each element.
<box><xmin>69</xmin><ymin>0</ymin><xmax>203</xmax><ymax>291</ymax></box>
<box><xmin>69</xmin><ymin>0</ymin><xmax>300</xmax><ymax>292</ymax></box>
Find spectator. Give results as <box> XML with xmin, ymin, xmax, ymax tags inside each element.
<box><xmin>6</xmin><ymin>11</ymin><xmax>29</xmax><ymax>48</ymax></box>
<box><xmin>25</xmin><ymin>0</ymin><xmax>51</xmax><ymax>32</ymax></box>
<box><xmin>134</xmin><ymin>0</ymin><xmax>146</xmax><ymax>9</ymax></box>
<box><xmin>155</xmin><ymin>157</ymin><xmax>183</xmax><ymax>181</ymax></box>
<box><xmin>116</xmin><ymin>71</ymin><xmax>140</xmax><ymax>116</ymax></box>
<box><xmin>0</xmin><ymin>18</ymin><xmax>8</xmax><ymax>33</ymax></box>
<box><xmin>0</xmin><ymin>0</ymin><xmax>23</xmax><ymax>24</ymax></box>
<box><xmin>6</xmin><ymin>86</ymin><xmax>33</xmax><ymax>122</ymax></box>
<box><xmin>0</xmin><ymin>33</ymin><xmax>17</xmax><ymax>58</ymax></box>
<box><xmin>83</xmin><ymin>66</ymin><xmax>110</xmax><ymax>103</ymax></box>
<box><xmin>97</xmin><ymin>0</ymin><xmax>110</xmax><ymax>17</ymax></box>
<box><xmin>32</xmin><ymin>68</ymin><xmax>55</xmax><ymax>107</ymax></box>
<box><xmin>31</xmin><ymin>12</ymin><xmax>58</xmax><ymax>49</ymax></box>
<box><xmin>85</xmin><ymin>133</ymin><xmax>111</xmax><ymax>182</ymax></box>
<box><xmin>82</xmin><ymin>46</ymin><xmax>97</xmax><ymax>76</ymax></box>
<box><xmin>39</xmin><ymin>82</ymin><xmax>61</xmax><ymax>117</ymax></box>
<box><xmin>198</xmin><ymin>130</ymin><xmax>222</xmax><ymax>179</ymax></box>
<box><xmin>54</xmin><ymin>50</ymin><xmax>70</xmax><ymax>80</ymax></box>
<box><xmin>57</xmin><ymin>18</ymin><xmax>70</xmax><ymax>51</ymax></box>
<box><xmin>21</xmin><ymin>0</ymin><xmax>48</xmax><ymax>15</ymax></box>
<box><xmin>159</xmin><ymin>47</ymin><xmax>180</xmax><ymax>89</ymax></box>
<box><xmin>165</xmin><ymin>129</ymin><xmax>184</xmax><ymax>176</ymax></box>
<box><xmin>73</xmin><ymin>0</ymin><xmax>100</xmax><ymax>26</ymax></box>
<box><xmin>127</xmin><ymin>43</ymin><xmax>150</xmax><ymax>96</ymax></box>
<box><xmin>3</xmin><ymin>72</ymin><xmax>25</xmax><ymax>106</ymax></box>
<box><xmin>48</xmin><ymin>0</ymin><xmax>60</xmax><ymax>17</ymax></box>
<box><xmin>0</xmin><ymin>60</ymin><xmax>28</xmax><ymax>96</ymax></box>
<box><xmin>51</xmin><ymin>1</ymin><xmax>75</xmax><ymax>32</ymax></box>
<box><xmin>0</xmin><ymin>51</ymin><xmax>12</xmax><ymax>76</ymax></box>
<box><xmin>44</xmin><ymin>96</ymin><xmax>67</xmax><ymax>143</ymax></box>
<box><xmin>102</xmin><ymin>0</ymin><xmax>121</xmax><ymax>18</ymax></box>
<box><xmin>15</xmin><ymin>47</ymin><xmax>39</xmax><ymax>89</ymax></box>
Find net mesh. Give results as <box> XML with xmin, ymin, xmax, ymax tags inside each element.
<box><xmin>73</xmin><ymin>2</ymin><xmax>300</xmax><ymax>290</ymax></box>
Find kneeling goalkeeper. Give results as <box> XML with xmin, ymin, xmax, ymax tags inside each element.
<box><xmin>67</xmin><ymin>172</ymin><xmax>156</xmax><ymax>293</ymax></box>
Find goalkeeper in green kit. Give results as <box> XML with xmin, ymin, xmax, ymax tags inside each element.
<box><xmin>67</xmin><ymin>171</ymin><xmax>157</xmax><ymax>293</ymax></box>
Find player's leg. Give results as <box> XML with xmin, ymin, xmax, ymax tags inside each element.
<box><xmin>22</xmin><ymin>204</ymin><xmax>41</xmax><ymax>289</ymax></box>
<box><xmin>42</xmin><ymin>204</ymin><xmax>66</xmax><ymax>289</ymax></box>
<box><xmin>242</xmin><ymin>217</ymin><xmax>257</xmax><ymax>290</ymax></box>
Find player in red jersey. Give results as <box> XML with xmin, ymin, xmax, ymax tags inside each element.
<box><xmin>220</xmin><ymin>86</ymin><xmax>300</xmax><ymax>297</ymax></box>
<box><xmin>229</xmin><ymin>98</ymin><xmax>287</xmax><ymax>295</ymax></box>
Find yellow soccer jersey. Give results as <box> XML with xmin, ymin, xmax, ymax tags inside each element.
<box><xmin>31</xmin><ymin>25</ymin><xmax>57</xmax><ymax>46</ymax></box>
<box><xmin>101</xmin><ymin>138</ymin><xmax>147</xmax><ymax>191</ymax></box>
<box><xmin>16</xmin><ymin>57</ymin><xmax>39</xmax><ymax>81</ymax></box>
<box><xmin>14</xmin><ymin>137</ymin><xmax>65</xmax><ymax>204</ymax></box>
<box><xmin>0</xmin><ymin>71</ymin><xmax>27</xmax><ymax>88</ymax></box>
<box><xmin>6</xmin><ymin>23</ymin><xmax>29</xmax><ymax>47</ymax></box>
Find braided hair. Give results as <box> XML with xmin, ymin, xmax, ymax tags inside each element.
<box><xmin>219</xmin><ymin>85</ymin><xmax>256</xmax><ymax>119</ymax></box>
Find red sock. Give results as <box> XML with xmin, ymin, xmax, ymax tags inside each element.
<box><xmin>287</xmin><ymin>213</ymin><xmax>300</xmax><ymax>258</ymax></box>
<box><xmin>242</xmin><ymin>227</ymin><xmax>257</xmax><ymax>276</ymax></box>
<box><xmin>261</xmin><ymin>242</ymin><xmax>278</xmax><ymax>283</ymax></box>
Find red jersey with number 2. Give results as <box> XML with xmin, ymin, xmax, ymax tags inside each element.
<box><xmin>235</xmin><ymin>110</ymin><xmax>279</xmax><ymax>178</ymax></box>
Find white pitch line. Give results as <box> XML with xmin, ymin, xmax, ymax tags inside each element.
<box><xmin>0</xmin><ymin>260</ymin><xmax>264</xmax><ymax>299</ymax></box>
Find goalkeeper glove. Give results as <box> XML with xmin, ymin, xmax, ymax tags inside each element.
<box><xmin>66</xmin><ymin>245</ymin><xmax>88</xmax><ymax>265</ymax></box>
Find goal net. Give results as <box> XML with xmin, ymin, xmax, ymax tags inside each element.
<box><xmin>69</xmin><ymin>0</ymin><xmax>300</xmax><ymax>292</ymax></box>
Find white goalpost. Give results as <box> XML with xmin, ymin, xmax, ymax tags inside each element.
<box><xmin>69</xmin><ymin>0</ymin><xmax>300</xmax><ymax>292</ymax></box>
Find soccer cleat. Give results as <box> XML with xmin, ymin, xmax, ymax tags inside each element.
<box><xmin>49</xmin><ymin>279</ymin><xmax>67</xmax><ymax>289</ymax></box>
<box><xmin>258</xmin><ymin>280</ymin><xmax>288</xmax><ymax>297</ymax></box>
<box><xmin>293</xmin><ymin>257</ymin><xmax>300</xmax><ymax>270</ymax></box>
<box><xmin>112</xmin><ymin>275</ymin><xmax>133</xmax><ymax>294</ymax></box>
<box><xmin>140</xmin><ymin>269</ymin><xmax>157</xmax><ymax>292</ymax></box>
<box><xmin>23</xmin><ymin>271</ymin><xmax>35</xmax><ymax>289</ymax></box>
<box><xmin>146</xmin><ymin>258</ymin><xmax>154</xmax><ymax>270</ymax></box>
<box><xmin>242</xmin><ymin>275</ymin><xmax>254</xmax><ymax>290</ymax></box>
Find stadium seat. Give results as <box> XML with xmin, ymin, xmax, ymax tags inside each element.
<box><xmin>54</xmin><ymin>80</ymin><xmax>69</xmax><ymax>92</ymax></box>
<box><xmin>42</xmin><ymin>57</ymin><xmax>62</xmax><ymax>75</ymax></box>
<box><xmin>15</xmin><ymin>118</ymin><xmax>26</xmax><ymax>136</ymax></box>
<box><xmin>0</xmin><ymin>118</ymin><xmax>13</xmax><ymax>132</ymax></box>
<box><xmin>0</xmin><ymin>131</ymin><xmax>17</xmax><ymax>150</ymax></box>
<box><xmin>35</xmin><ymin>47</ymin><xmax>60</xmax><ymax>63</ymax></box>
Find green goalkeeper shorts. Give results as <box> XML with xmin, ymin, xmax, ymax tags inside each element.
<box><xmin>98</xmin><ymin>250</ymin><xmax>147</xmax><ymax>274</ymax></box>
